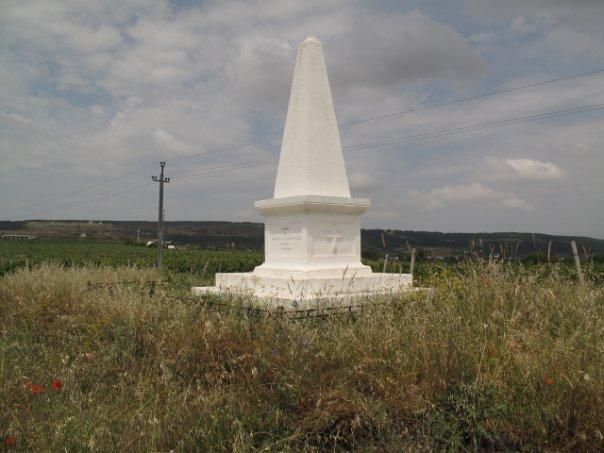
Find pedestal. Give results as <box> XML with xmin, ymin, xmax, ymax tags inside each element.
<box><xmin>191</xmin><ymin>195</ymin><xmax>412</xmax><ymax>305</ymax></box>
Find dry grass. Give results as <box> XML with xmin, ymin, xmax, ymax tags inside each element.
<box><xmin>0</xmin><ymin>263</ymin><xmax>602</xmax><ymax>451</ymax></box>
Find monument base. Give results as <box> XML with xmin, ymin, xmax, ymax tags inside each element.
<box><xmin>191</xmin><ymin>271</ymin><xmax>412</xmax><ymax>307</ymax></box>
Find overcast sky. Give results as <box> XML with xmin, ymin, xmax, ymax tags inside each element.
<box><xmin>1</xmin><ymin>0</ymin><xmax>603</xmax><ymax>237</ymax></box>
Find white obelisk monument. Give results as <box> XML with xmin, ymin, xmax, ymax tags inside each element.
<box><xmin>192</xmin><ymin>36</ymin><xmax>411</xmax><ymax>303</ymax></box>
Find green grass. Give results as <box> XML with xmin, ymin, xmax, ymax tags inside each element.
<box><xmin>1</xmin><ymin>262</ymin><xmax>602</xmax><ymax>450</ymax></box>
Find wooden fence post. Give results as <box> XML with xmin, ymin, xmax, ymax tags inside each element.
<box><xmin>571</xmin><ymin>240</ymin><xmax>584</xmax><ymax>285</ymax></box>
<box><xmin>382</xmin><ymin>254</ymin><xmax>389</xmax><ymax>273</ymax></box>
<box><xmin>582</xmin><ymin>243</ymin><xmax>590</xmax><ymax>259</ymax></box>
<box><xmin>409</xmin><ymin>248</ymin><xmax>416</xmax><ymax>288</ymax></box>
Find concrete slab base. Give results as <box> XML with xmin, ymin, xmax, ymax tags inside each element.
<box><xmin>191</xmin><ymin>272</ymin><xmax>413</xmax><ymax>308</ymax></box>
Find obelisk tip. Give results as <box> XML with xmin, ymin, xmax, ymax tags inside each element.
<box><xmin>274</xmin><ymin>34</ymin><xmax>350</xmax><ymax>198</ymax></box>
<box><xmin>303</xmin><ymin>35</ymin><xmax>320</xmax><ymax>44</ymax></box>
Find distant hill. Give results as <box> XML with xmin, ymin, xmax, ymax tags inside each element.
<box><xmin>1</xmin><ymin>220</ymin><xmax>602</xmax><ymax>259</ymax></box>
<box><xmin>361</xmin><ymin>230</ymin><xmax>604</xmax><ymax>260</ymax></box>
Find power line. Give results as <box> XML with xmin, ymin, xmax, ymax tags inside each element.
<box><xmin>8</xmin><ymin>67</ymin><xmax>602</xmax><ymax>216</ymax></box>
<box><xmin>340</xmin><ymin>68</ymin><xmax>604</xmax><ymax>127</ymax></box>
<box><xmin>165</xmin><ymin>138</ymin><xmax>277</xmax><ymax>164</ymax></box>
<box><xmin>8</xmin><ymin>162</ymin><xmax>157</xmax><ymax>215</ymax></box>
<box><xmin>170</xmin><ymin>158</ymin><xmax>277</xmax><ymax>178</ymax></box>
<box><xmin>12</xmin><ymin>160</ymin><xmax>277</xmax><ymax>219</ymax></box>
<box><xmin>8</xmin><ymin>99</ymin><xmax>604</xmax><ymax>219</ymax></box>
<box><xmin>12</xmin><ymin>161</ymin><xmax>276</xmax><ymax>219</ymax></box>
<box><xmin>169</xmin><ymin>102</ymin><xmax>604</xmax><ymax>180</ymax></box>
<box><xmin>16</xmin><ymin>179</ymin><xmax>154</xmax><ymax>220</ymax></box>
<box><xmin>345</xmin><ymin>103</ymin><xmax>604</xmax><ymax>152</ymax></box>
<box><xmin>17</xmin><ymin>158</ymin><xmax>604</xmax><ymax>220</ymax></box>
<box><xmin>159</xmin><ymin>67</ymin><xmax>604</xmax><ymax>165</ymax></box>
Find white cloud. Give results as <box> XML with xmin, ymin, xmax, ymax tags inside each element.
<box><xmin>109</xmin><ymin>97</ymin><xmax>143</xmax><ymax>128</ymax></box>
<box><xmin>153</xmin><ymin>128</ymin><xmax>193</xmax><ymax>155</ymax></box>
<box><xmin>506</xmin><ymin>158</ymin><xmax>565</xmax><ymax>180</ymax></box>
<box><xmin>349</xmin><ymin>171</ymin><xmax>377</xmax><ymax>192</ymax></box>
<box><xmin>480</xmin><ymin>157</ymin><xmax>566</xmax><ymax>181</ymax></box>
<box><xmin>432</xmin><ymin>183</ymin><xmax>498</xmax><ymax>204</ymax></box>
<box><xmin>410</xmin><ymin>183</ymin><xmax>533</xmax><ymax>210</ymax></box>
<box><xmin>0</xmin><ymin>111</ymin><xmax>30</xmax><ymax>124</ymax></box>
<box><xmin>501</xmin><ymin>197</ymin><xmax>532</xmax><ymax>210</ymax></box>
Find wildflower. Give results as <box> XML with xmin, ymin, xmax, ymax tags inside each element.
<box><xmin>544</xmin><ymin>377</ymin><xmax>554</xmax><ymax>385</ymax></box>
<box><xmin>51</xmin><ymin>379</ymin><xmax>62</xmax><ymax>392</ymax></box>
<box><xmin>25</xmin><ymin>382</ymin><xmax>44</xmax><ymax>395</ymax></box>
<box><xmin>5</xmin><ymin>435</ymin><xmax>16</xmax><ymax>447</ymax></box>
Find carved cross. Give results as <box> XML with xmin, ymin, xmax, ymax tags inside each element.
<box><xmin>325</xmin><ymin>231</ymin><xmax>343</xmax><ymax>255</ymax></box>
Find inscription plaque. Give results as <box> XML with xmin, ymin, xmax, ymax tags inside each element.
<box><xmin>268</xmin><ymin>222</ymin><xmax>303</xmax><ymax>257</ymax></box>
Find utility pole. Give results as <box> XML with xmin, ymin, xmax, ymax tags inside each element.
<box><xmin>152</xmin><ymin>162</ymin><xmax>170</xmax><ymax>269</ymax></box>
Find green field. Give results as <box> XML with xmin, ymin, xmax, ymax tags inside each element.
<box><xmin>0</xmin><ymin>239</ymin><xmax>423</xmax><ymax>286</ymax></box>
<box><xmin>0</xmin><ymin>240</ymin><xmax>262</xmax><ymax>284</ymax></box>
<box><xmin>1</xmin><ymin>239</ymin><xmax>602</xmax><ymax>289</ymax></box>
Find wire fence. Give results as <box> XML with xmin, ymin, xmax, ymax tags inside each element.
<box><xmin>86</xmin><ymin>280</ymin><xmax>166</xmax><ymax>296</ymax></box>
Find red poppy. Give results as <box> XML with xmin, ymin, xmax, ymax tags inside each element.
<box><xmin>5</xmin><ymin>435</ymin><xmax>16</xmax><ymax>447</ymax></box>
<box><xmin>25</xmin><ymin>382</ymin><xmax>44</xmax><ymax>395</ymax></box>
<box><xmin>51</xmin><ymin>379</ymin><xmax>62</xmax><ymax>392</ymax></box>
<box><xmin>544</xmin><ymin>377</ymin><xmax>554</xmax><ymax>385</ymax></box>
